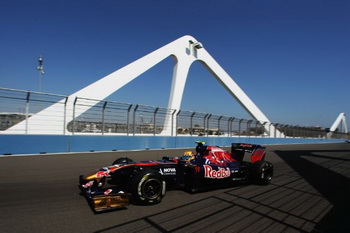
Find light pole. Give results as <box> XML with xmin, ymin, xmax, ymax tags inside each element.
<box><xmin>37</xmin><ymin>56</ymin><xmax>44</xmax><ymax>92</ymax></box>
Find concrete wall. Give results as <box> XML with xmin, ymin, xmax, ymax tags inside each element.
<box><xmin>0</xmin><ymin>135</ymin><xmax>345</xmax><ymax>155</ymax></box>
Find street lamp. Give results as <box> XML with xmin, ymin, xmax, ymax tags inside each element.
<box><xmin>37</xmin><ymin>56</ymin><xmax>44</xmax><ymax>92</ymax></box>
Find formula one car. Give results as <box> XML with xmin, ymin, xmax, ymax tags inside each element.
<box><xmin>79</xmin><ymin>142</ymin><xmax>273</xmax><ymax>212</ymax></box>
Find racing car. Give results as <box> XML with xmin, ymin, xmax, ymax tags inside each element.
<box><xmin>79</xmin><ymin>142</ymin><xmax>273</xmax><ymax>212</ymax></box>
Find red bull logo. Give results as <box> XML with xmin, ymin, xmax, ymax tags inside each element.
<box><xmin>203</xmin><ymin>165</ymin><xmax>230</xmax><ymax>179</ymax></box>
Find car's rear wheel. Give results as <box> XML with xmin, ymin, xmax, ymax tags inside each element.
<box><xmin>129</xmin><ymin>170</ymin><xmax>166</xmax><ymax>205</ymax></box>
<box><xmin>250</xmin><ymin>160</ymin><xmax>273</xmax><ymax>185</ymax></box>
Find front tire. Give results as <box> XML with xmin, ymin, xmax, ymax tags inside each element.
<box><xmin>129</xmin><ymin>170</ymin><xmax>166</xmax><ymax>205</ymax></box>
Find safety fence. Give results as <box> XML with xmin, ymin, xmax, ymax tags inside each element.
<box><xmin>0</xmin><ymin>87</ymin><xmax>349</xmax><ymax>139</ymax></box>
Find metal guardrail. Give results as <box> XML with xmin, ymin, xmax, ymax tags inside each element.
<box><xmin>70</xmin><ymin>97</ymin><xmax>133</xmax><ymax>135</ymax></box>
<box><xmin>0</xmin><ymin>87</ymin><xmax>349</xmax><ymax>139</ymax></box>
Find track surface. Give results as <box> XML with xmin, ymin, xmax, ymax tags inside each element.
<box><xmin>1</xmin><ymin>143</ymin><xmax>350</xmax><ymax>233</ymax></box>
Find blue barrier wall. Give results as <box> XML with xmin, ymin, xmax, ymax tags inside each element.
<box><xmin>0</xmin><ymin>135</ymin><xmax>345</xmax><ymax>155</ymax></box>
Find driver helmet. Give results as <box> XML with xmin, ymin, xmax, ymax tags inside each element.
<box><xmin>181</xmin><ymin>151</ymin><xmax>195</xmax><ymax>161</ymax></box>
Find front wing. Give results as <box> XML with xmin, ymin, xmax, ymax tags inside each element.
<box><xmin>79</xmin><ymin>175</ymin><xmax>131</xmax><ymax>212</ymax></box>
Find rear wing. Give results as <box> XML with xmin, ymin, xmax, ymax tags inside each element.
<box><xmin>231</xmin><ymin>143</ymin><xmax>266</xmax><ymax>163</ymax></box>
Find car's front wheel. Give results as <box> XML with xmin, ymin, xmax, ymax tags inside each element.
<box><xmin>129</xmin><ymin>170</ymin><xmax>166</xmax><ymax>205</ymax></box>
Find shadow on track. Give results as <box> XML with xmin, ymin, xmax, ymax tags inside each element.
<box><xmin>275</xmin><ymin>149</ymin><xmax>350</xmax><ymax>233</ymax></box>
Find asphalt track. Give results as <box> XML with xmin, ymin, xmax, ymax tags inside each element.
<box><xmin>1</xmin><ymin>143</ymin><xmax>350</xmax><ymax>233</ymax></box>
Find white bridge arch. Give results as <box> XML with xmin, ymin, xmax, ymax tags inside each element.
<box><xmin>328</xmin><ymin>113</ymin><xmax>348</xmax><ymax>137</ymax></box>
<box><xmin>5</xmin><ymin>35</ymin><xmax>280</xmax><ymax>136</ymax></box>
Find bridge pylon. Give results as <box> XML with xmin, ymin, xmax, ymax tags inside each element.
<box><xmin>327</xmin><ymin>113</ymin><xmax>348</xmax><ymax>138</ymax></box>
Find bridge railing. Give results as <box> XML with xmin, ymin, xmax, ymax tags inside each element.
<box><xmin>0</xmin><ymin>87</ymin><xmax>349</xmax><ymax>139</ymax></box>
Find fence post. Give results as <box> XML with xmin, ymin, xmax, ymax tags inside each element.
<box><xmin>230</xmin><ymin>117</ymin><xmax>235</xmax><ymax>137</ymax></box>
<box><xmin>247</xmin><ymin>120</ymin><xmax>252</xmax><ymax>137</ymax></box>
<box><xmin>254</xmin><ymin>121</ymin><xmax>259</xmax><ymax>137</ymax></box>
<box><xmin>227</xmin><ymin>117</ymin><xmax>232</xmax><ymax>137</ymax></box>
<box><xmin>190</xmin><ymin>112</ymin><xmax>195</xmax><ymax>136</ymax></box>
<box><xmin>154</xmin><ymin>107</ymin><xmax>159</xmax><ymax>136</ymax></box>
<box><xmin>176</xmin><ymin>110</ymin><xmax>181</xmax><ymax>136</ymax></box>
<box><xmin>238</xmin><ymin>119</ymin><xmax>243</xmax><ymax>137</ymax></box>
<box><xmin>274</xmin><ymin>124</ymin><xmax>279</xmax><ymax>138</ymax></box>
<box><xmin>227</xmin><ymin>117</ymin><xmax>231</xmax><ymax>137</ymax></box>
<box><xmin>102</xmin><ymin>101</ymin><xmax>107</xmax><ymax>135</ymax></box>
<box><xmin>73</xmin><ymin>97</ymin><xmax>78</xmax><ymax>135</ymax></box>
<box><xmin>279</xmin><ymin>124</ymin><xmax>284</xmax><ymax>137</ymax></box>
<box><xmin>25</xmin><ymin>91</ymin><xmax>31</xmax><ymax>134</ymax></box>
<box><xmin>206</xmin><ymin>114</ymin><xmax>212</xmax><ymax>137</ymax></box>
<box><xmin>133</xmin><ymin>104</ymin><xmax>139</xmax><ymax>135</ymax></box>
<box><xmin>171</xmin><ymin>109</ymin><xmax>176</xmax><ymax>136</ymax></box>
<box><xmin>284</xmin><ymin>125</ymin><xmax>289</xmax><ymax>138</ymax></box>
<box><xmin>127</xmin><ymin>104</ymin><xmax>133</xmax><ymax>135</ymax></box>
<box><xmin>63</xmin><ymin>96</ymin><xmax>68</xmax><ymax>135</ymax></box>
<box><xmin>203</xmin><ymin>114</ymin><xmax>208</xmax><ymax>136</ymax></box>
<box><xmin>218</xmin><ymin>116</ymin><xmax>223</xmax><ymax>136</ymax></box>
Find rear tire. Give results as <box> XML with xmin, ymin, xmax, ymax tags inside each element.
<box><xmin>250</xmin><ymin>161</ymin><xmax>273</xmax><ymax>185</ymax></box>
<box><xmin>129</xmin><ymin>170</ymin><xmax>166</xmax><ymax>205</ymax></box>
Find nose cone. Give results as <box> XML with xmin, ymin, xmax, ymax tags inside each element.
<box><xmin>83</xmin><ymin>171</ymin><xmax>98</xmax><ymax>181</ymax></box>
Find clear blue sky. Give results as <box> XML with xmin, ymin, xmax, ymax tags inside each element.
<box><xmin>0</xmin><ymin>0</ymin><xmax>349</xmax><ymax>128</ymax></box>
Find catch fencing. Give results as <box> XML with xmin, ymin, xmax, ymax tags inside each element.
<box><xmin>0</xmin><ymin>87</ymin><xmax>349</xmax><ymax>139</ymax></box>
